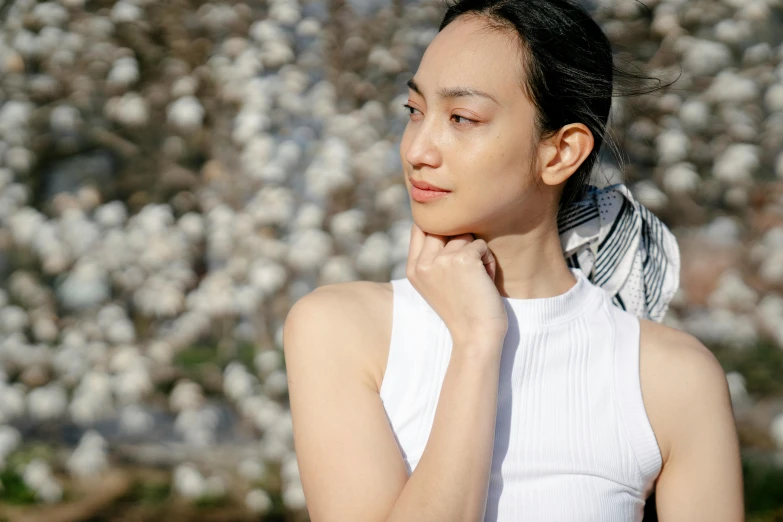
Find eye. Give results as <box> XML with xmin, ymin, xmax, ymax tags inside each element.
<box><xmin>401</xmin><ymin>103</ymin><xmax>419</xmax><ymax>116</ymax></box>
<box><xmin>401</xmin><ymin>104</ymin><xmax>478</xmax><ymax>126</ymax></box>
<box><xmin>451</xmin><ymin>114</ymin><xmax>477</xmax><ymax>125</ymax></box>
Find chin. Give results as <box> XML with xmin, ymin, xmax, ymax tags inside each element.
<box><xmin>412</xmin><ymin>214</ymin><xmax>474</xmax><ymax>238</ymax></box>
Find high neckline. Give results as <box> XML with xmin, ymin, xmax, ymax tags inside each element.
<box><xmin>500</xmin><ymin>268</ymin><xmax>599</xmax><ymax>326</ymax></box>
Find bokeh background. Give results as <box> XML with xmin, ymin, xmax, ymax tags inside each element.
<box><xmin>0</xmin><ymin>0</ymin><xmax>782</xmax><ymax>520</ymax></box>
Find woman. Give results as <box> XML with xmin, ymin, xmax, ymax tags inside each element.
<box><xmin>283</xmin><ymin>0</ymin><xmax>745</xmax><ymax>520</ymax></box>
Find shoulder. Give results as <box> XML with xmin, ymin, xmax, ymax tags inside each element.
<box><xmin>637</xmin><ymin>318</ymin><xmax>733</xmax><ymax>467</ymax></box>
<box><xmin>284</xmin><ymin>280</ymin><xmax>393</xmax><ymax>391</ymax></box>
<box><xmin>285</xmin><ymin>280</ymin><xmax>393</xmax><ymax>334</ymax></box>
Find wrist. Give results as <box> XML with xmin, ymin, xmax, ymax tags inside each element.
<box><xmin>450</xmin><ymin>336</ymin><xmax>505</xmax><ymax>363</ymax></box>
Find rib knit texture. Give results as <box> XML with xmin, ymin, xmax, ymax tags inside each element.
<box><xmin>380</xmin><ymin>267</ymin><xmax>662</xmax><ymax>522</ymax></box>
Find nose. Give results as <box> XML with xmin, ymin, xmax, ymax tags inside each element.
<box><xmin>402</xmin><ymin>117</ymin><xmax>442</xmax><ymax>170</ymax></box>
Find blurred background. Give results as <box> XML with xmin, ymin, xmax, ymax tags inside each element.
<box><xmin>0</xmin><ymin>0</ymin><xmax>782</xmax><ymax>520</ymax></box>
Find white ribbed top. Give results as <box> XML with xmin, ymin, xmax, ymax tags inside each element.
<box><xmin>380</xmin><ymin>267</ymin><xmax>662</xmax><ymax>521</ymax></box>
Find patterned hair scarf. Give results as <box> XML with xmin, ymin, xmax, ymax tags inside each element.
<box><xmin>557</xmin><ymin>183</ymin><xmax>680</xmax><ymax>323</ymax></box>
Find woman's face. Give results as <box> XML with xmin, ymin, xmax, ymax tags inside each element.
<box><xmin>400</xmin><ymin>15</ymin><xmax>552</xmax><ymax>237</ymax></box>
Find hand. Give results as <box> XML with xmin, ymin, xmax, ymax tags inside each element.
<box><xmin>406</xmin><ymin>223</ymin><xmax>508</xmax><ymax>349</ymax></box>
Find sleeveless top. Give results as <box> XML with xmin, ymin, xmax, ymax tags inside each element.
<box><xmin>379</xmin><ymin>267</ymin><xmax>662</xmax><ymax>522</ymax></box>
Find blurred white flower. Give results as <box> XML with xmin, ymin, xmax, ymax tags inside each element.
<box><xmin>31</xmin><ymin>316</ymin><xmax>57</xmax><ymax>343</ymax></box>
<box><xmin>238</xmin><ymin>459</ymin><xmax>266</xmax><ymax>481</ymax></box>
<box><xmin>134</xmin><ymin>278</ymin><xmax>184</xmax><ymax>318</ymax></box>
<box><xmin>107</xmin><ymin>56</ymin><xmax>139</xmax><ymax>88</ymax></box>
<box><xmin>173</xmin><ymin>463</ymin><xmax>206</xmax><ymax>499</ymax></box>
<box><xmin>175</xmin><ymin>407</ymin><xmax>219</xmax><ymax>447</ymax></box>
<box><xmin>50</xmin><ymin>105</ymin><xmax>81</xmax><ymax>133</ymax></box>
<box><xmin>111</xmin><ymin>1</ymin><xmax>143</xmax><ymax>23</ymax></box>
<box><xmin>666</xmin><ymin>161</ymin><xmax>701</xmax><ymax>195</ymax></box>
<box><xmin>757</xmin><ymin>294</ymin><xmax>783</xmax><ymax>338</ymax></box>
<box><xmin>224</xmin><ymin>362</ymin><xmax>257</xmax><ymax>401</ymax></box>
<box><xmin>249</xmin><ymin>259</ymin><xmax>287</xmax><ymax>296</ymax></box>
<box><xmin>254</xmin><ymin>349</ymin><xmax>282</xmax><ymax>376</ymax></box>
<box><xmin>286</xmin><ymin>229</ymin><xmax>333</xmax><ymax>272</ymax></box>
<box><xmin>656</xmin><ymin>128</ymin><xmax>690</xmax><ymax>165</ymax></box>
<box><xmin>714</xmin><ymin>17</ymin><xmax>751</xmax><ymax>45</ymax></box>
<box><xmin>330</xmin><ymin>209</ymin><xmax>366</xmax><ymax>242</ymax></box>
<box><xmin>681</xmin><ymin>308</ymin><xmax>758</xmax><ymax>348</ymax></box>
<box><xmin>706</xmin><ymin>71</ymin><xmax>759</xmax><ymax>104</ymax></box>
<box><xmin>170</xmin><ymin>380</ymin><xmax>204</xmax><ymax>413</ymax></box>
<box><xmin>712</xmin><ymin>144</ymin><xmax>760</xmax><ymax>186</ymax></box>
<box><xmin>631</xmin><ymin>181</ymin><xmax>668</xmax><ymax>213</ymax></box>
<box><xmin>95</xmin><ymin>201</ymin><xmax>128</xmax><ymax>229</ymax></box>
<box><xmin>759</xmin><ymin>250</ymin><xmax>783</xmax><ymax>285</ymax></box>
<box><xmin>9</xmin><ymin>207</ymin><xmax>45</xmax><ymax>247</ymax></box>
<box><xmin>679</xmin><ymin>98</ymin><xmax>710</xmax><ymax>132</ymax></box>
<box><xmin>296</xmin><ymin>17</ymin><xmax>321</xmax><ymax>38</ymax></box>
<box><xmin>261</xmin><ymin>432</ymin><xmax>289</xmax><ymax>462</ymax></box>
<box><xmin>37</xmin><ymin>479</ymin><xmax>64</xmax><ymax>504</ymax></box>
<box><xmin>70</xmin><ymin>371</ymin><xmax>114</xmax><ymax>424</ymax></box>
<box><xmin>24</xmin><ymin>459</ymin><xmax>62</xmax><ymax>503</ymax></box>
<box><xmin>67</xmin><ymin>430</ymin><xmax>109</xmax><ymax>478</ymax></box>
<box><xmin>770</xmin><ymin>413</ymin><xmax>783</xmax><ymax>449</ymax></box>
<box><xmin>282</xmin><ymin>481</ymin><xmax>307</xmax><ymax>510</ymax></box>
<box><xmin>105</xmin><ymin>92</ymin><xmax>149</xmax><ymax>127</ymax></box>
<box><xmin>707</xmin><ymin>269</ymin><xmax>758</xmax><ymax>313</ymax></box>
<box><xmin>167</xmin><ymin>95</ymin><xmax>205</xmax><ymax>132</ymax></box>
<box><xmin>281</xmin><ymin>452</ymin><xmax>300</xmax><ymax>483</ymax></box>
<box><xmin>0</xmin><ymin>305</ymin><xmax>29</xmax><ymax>333</ymax></box>
<box><xmin>305</xmin><ymin>138</ymin><xmax>353</xmax><ymax>200</ymax></box>
<box><xmin>356</xmin><ymin>231</ymin><xmax>393</xmax><ymax>275</ymax></box>
<box><xmin>0</xmin><ymin>383</ymin><xmax>26</xmax><ymax>423</ymax></box>
<box><xmin>698</xmin><ymin>217</ymin><xmax>742</xmax><ymax>248</ymax></box>
<box><xmin>27</xmin><ymin>383</ymin><xmax>68</xmax><ymax>421</ymax></box>
<box><xmin>171</xmin><ymin>75</ymin><xmax>199</xmax><ymax>98</ymax></box>
<box><xmin>292</xmin><ymin>202</ymin><xmax>325</xmax><ymax>230</ymax></box>
<box><xmin>681</xmin><ymin>39</ymin><xmax>732</xmax><ymax>76</ymax></box>
<box><xmin>247</xmin><ymin>186</ymin><xmax>295</xmax><ymax>227</ymax></box>
<box><xmin>246</xmin><ymin>488</ymin><xmax>273</xmax><ymax>513</ymax></box>
<box><xmin>0</xmin><ymin>425</ymin><xmax>21</xmax><ymax>460</ymax></box>
<box><xmin>263</xmin><ymin>369</ymin><xmax>289</xmax><ymax>398</ymax></box>
<box><xmin>320</xmin><ymin>255</ymin><xmax>358</xmax><ymax>284</ymax></box>
<box><xmin>234</xmin><ymin>113</ymin><xmax>272</xmax><ymax>147</ymax></box>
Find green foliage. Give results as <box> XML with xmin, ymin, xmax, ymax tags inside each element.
<box><xmin>6</xmin><ymin>443</ymin><xmax>55</xmax><ymax>470</ymax></box>
<box><xmin>0</xmin><ymin>468</ymin><xmax>37</xmax><ymax>505</ymax></box>
<box><xmin>236</xmin><ymin>341</ymin><xmax>257</xmax><ymax>370</ymax></box>
<box><xmin>174</xmin><ymin>344</ymin><xmax>219</xmax><ymax>369</ymax></box>
<box><xmin>194</xmin><ymin>493</ymin><xmax>228</xmax><ymax>508</ymax></box>
<box><xmin>267</xmin><ymin>490</ymin><xmax>288</xmax><ymax>520</ymax></box>
<box><xmin>744</xmin><ymin>455</ymin><xmax>783</xmax><ymax>516</ymax></box>
<box><xmin>119</xmin><ymin>479</ymin><xmax>172</xmax><ymax>506</ymax></box>
<box><xmin>712</xmin><ymin>341</ymin><xmax>783</xmax><ymax>398</ymax></box>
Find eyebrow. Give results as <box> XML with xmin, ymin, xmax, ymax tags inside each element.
<box><xmin>406</xmin><ymin>77</ymin><xmax>500</xmax><ymax>106</ymax></box>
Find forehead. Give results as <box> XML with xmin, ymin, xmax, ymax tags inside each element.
<box><xmin>414</xmin><ymin>16</ymin><xmax>524</xmax><ymax>104</ymax></box>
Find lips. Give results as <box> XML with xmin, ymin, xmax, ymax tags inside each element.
<box><xmin>409</xmin><ymin>178</ymin><xmax>451</xmax><ymax>192</ymax></box>
<box><xmin>409</xmin><ymin>178</ymin><xmax>451</xmax><ymax>203</ymax></box>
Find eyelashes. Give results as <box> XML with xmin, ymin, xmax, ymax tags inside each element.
<box><xmin>401</xmin><ymin>103</ymin><xmax>478</xmax><ymax>126</ymax></box>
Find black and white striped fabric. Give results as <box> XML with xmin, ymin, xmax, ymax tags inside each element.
<box><xmin>557</xmin><ymin>183</ymin><xmax>680</xmax><ymax>323</ymax></box>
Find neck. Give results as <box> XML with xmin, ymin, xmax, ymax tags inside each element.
<box><xmin>474</xmin><ymin>224</ymin><xmax>576</xmax><ymax>301</ymax></box>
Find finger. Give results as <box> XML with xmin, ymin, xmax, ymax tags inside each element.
<box><xmin>466</xmin><ymin>239</ymin><xmax>495</xmax><ymax>272</ymax></box>
<box><xmin>484</xmin><ymin>247</ymin><xmax>497</xmax><ymax>281</ymax></box>
<box><xmin>440</xmin><ymin>233</ymin><xmax>474</xmax><ymax>254</ymax></box>
<box><xmin>417</xmin><ymin>230</ymin><xmax>448</xmax><ymax>264</ymax></box>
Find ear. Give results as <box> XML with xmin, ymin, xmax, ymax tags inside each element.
<box><xmin>537</xmin><ymin>123</ymin><xmax>595</xmax><ymax>187</ymax></box>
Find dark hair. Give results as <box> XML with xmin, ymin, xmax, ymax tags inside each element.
<box><xmin>438</xmin><ymin>0</ymin><xmax>669</xmax><ymax>217</ymax></box>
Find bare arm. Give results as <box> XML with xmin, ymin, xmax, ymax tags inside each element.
<box><xmin>652</xmin><ymin>336</ymin><xmax>745</xmax><ymax>521</ymax></box>
<box><xmin>284</xmin><ymin>283</ymin><xmax>503</xmax><ymax>522</ymax></box>
<box><xmin>386</xmin><ymin>347</ymin><xmax>502</xmax><ymax>522</ymax></box>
